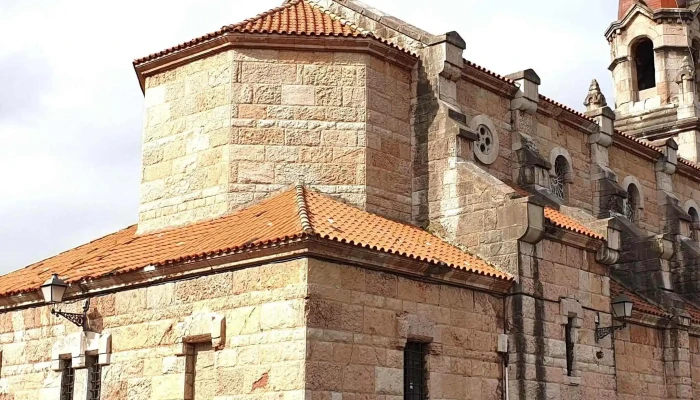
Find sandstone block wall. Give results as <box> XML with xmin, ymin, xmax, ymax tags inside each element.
<box><xmin>0</xmin><ymin>259</ymin><xmax>308</xmax><ymax>400</ymax></box>
<box><xmin>456</xmin><ymin>80</ymin><xmax>512</xmax><ymax>183</ymax></box>
<box><xmin>509</xmin><ymin>240</ymin><xmax>616</xmax><ymax>400</ymax></box>
<box><xmin>614</xmin><ymin>325</ymin><xmax>668</xmax><ymax>400</ymax></box>
<box><xmin>140</xmin><ymin>49</ymin><xmax>414</xmax><ymax>233</ymax></box>
<box><xmin>365</xmin><ymin>57</ymin><xmax>412</xmax><ymax>222</ymax></box>
<box><xmin>305</xmin><ymin>259</ymin><xmax>504</xmax><ymax>400</ymax></box>
<box><xmin>608</xmin><ymin>145</ymin><xmax>661</xmax><ymax>234</ymax></box>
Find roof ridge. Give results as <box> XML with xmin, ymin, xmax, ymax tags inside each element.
<box><xmin>295</xmin><ymin>183</ymin><xmax>315</xmax><ymax>235</ymax></box>
<box><xmin>225</xmin><ymin>0</ymin><xmax>302</xmax><ymax>30</ymax></box>
<box><xmin>223</xmin><ymin>0</ymin><xmax>371</xmax><ymax>36</ymax></box>
<box><xmin>304</xmin><ymin>0</ymin><xmax>371</xmax><ymax>36</ymax></box>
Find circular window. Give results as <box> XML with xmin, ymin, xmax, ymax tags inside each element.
<box><xmin>469</xmin><ymin>115</ymin><xmax>499</xmax><ymax>165</ymax></box>
<box><xmin>477</xmin><ymin>125</ymin><xmax>493</xmax><ymax>155</ymax></box>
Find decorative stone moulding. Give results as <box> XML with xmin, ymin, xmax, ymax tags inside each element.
<box><xmin>469</xmin><ymin>114</ymin><xmax>499</xmax><ymax>165</ymax></box>
<box><xmin>174</xmin><ymin>312</ymin><xmax>226</xmax><ymax>355</ymax></box>
<box><xmin>51</xmin><ymin>331</ymin><xmax>112</xmax><ymax>371</ymax></box>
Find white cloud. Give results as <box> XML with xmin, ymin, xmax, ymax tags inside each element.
<box><xmin>0</xmin><ymin>0</ymin><xmax>618</xmax><ymax>272</ymax></box>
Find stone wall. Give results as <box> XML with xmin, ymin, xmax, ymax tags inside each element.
<box><xmin>140</xmin><ymin>48</ymin><xmax>414</xmax><ymax>233</ymax></box>
<box><xmin>508</xmin><ymin>239</ymin><xmax>616</xmax><ymax>400</ymax></box>
<box><xmin>614</xmin><ymin>324</ymin><xmax>667</xmax><ymax>400</ymax></box>
<box><xmin>305</xmin><ymin>258</ymin><xmax>505</xmax><ymax>400</ymax></box>
<box><xmin>455</xmin><ymin>80</ymin><xmax>512</xmax><ymax>182</ymax></box>
<box><xmin>690</xmin><ymin>334</ymin><xmax>700</xmax><ymax>399</ymax></box>
<box><xmin>365</xmin><ymin>57</ymin><xmax>413</xmax><ymax>222</ymax></box>
<box><xmin>608</xmin><ymin>144</ymin><xmax>661</xmax><ymax>234</ymax></box>
<box><xmin>0</xmin><ymin>259</ymin><xmax>308</xmax><ymax>400</ymax></box>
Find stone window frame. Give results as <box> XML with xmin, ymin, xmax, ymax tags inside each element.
<box><xmin>468</xmin><ymin>115</ymin><xmax>500</xmax><ymax>165</ymax></box>
<box><xmin>397</xmin><ymin>313</ymin><xmax>441</xmax><ymax>400</ymax></box>
<box><xmin>174</xmin><ymin>313</ymin><xmax>226</xmax><ymax>400</ymax></box>
<box><xmin>51</xmin><ymin>332</ymin><xmax>112</xmax><ymax>371</ymax></box>
<box><xmin>549</xmin><ymin>148</ymin><xmax>574</xmax><ymax>201</ymax></box>
<box><xmin>683</xmin><ymin>199</ymin><xmax>700</xmax><ymax>242</ymax></box>
<box><xmin>559</xmin><ymin>298</ymin><xmax>582</xmax><ymax>386</ymax></box>
<box><xmin>621</xmin><ymin>176</ymin><xmax>645</xmax><ymax>223</ymax></box>
<box><xmin>630</xmin><ymin>36</ymin><xmax>657</xmax><ymax>92</ymax></box>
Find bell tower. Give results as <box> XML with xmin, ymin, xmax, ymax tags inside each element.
<box><xmin>607</xmin><ymin>0</ymin><xmax>700</xmax><ymax>161</ymax></box>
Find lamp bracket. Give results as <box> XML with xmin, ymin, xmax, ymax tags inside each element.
<box><xmin>595</xmin><ymin>321</ymin><xmax>627</xmax><ymax>342</ymax></box>
<box><xmin>51</xmin><ymin>299</ymin><xmax>90</xmax><ymax>330</ymax></box>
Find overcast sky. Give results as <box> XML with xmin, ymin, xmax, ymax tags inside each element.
<box><xmin>0</xmin><ymin>0</ymin><xmax>616</xmax><ymax>273</ymax></box>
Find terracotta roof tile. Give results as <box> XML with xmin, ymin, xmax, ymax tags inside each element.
<box><xmin>610</xmin><ymin>280</ymin><xmax>672</xmax><ymax>319</ymax></box>
<box><xmin>134</xmin><ymin>0</ymin><xmax>414</xmax><ymax>65</ymax></box>
<box><xmin>544</xmin><ymin>207</ymin><xmax>605</xmax><ymax>240</ymax></box>
<box><xmin>0</xmin><ymin>186</ymin><xmax>510</xmax><ymax>298</ymax></box>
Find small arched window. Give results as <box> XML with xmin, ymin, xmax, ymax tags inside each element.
<box><xmin>625</xmin><ymin>184</ymin><xmax>640</xmax><ymax>222</ymax></box>
<box><xmin>689</xmin><ymin>207</ymin><xmax>699</xmax><ymax>242</ymax></box>
<box><xmin>633</xmin><ymin>38</ymin><xmax>656</xmax><ymax>91</ymax></box>
<box><xmin>551</xmin><ymin>156</ymin><xmax>570</xmax><ymax>201</ymax></box>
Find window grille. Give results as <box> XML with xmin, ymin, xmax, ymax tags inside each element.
<box><xmin>625</xmin><ymin>187</ymin><xmax>638</xmax><ymax>222</ymax></box>
<box><xmin>476</xmin><ymin>125</ymin><xmax>494</xmax><ymax>156</ymax></box>
<box><xmin>60</xmin><ymin>359</ymin><xmax>75</xmax><ymax>400</ymax></box>
<box><xmin>551</xmin><ymin>157</ymin><xmax>568</xmax><ymax>200</ymax></box>
<box><xmin>404</xmin><ymin>342</ymin><xmax>427</xmax><ymax>400</ymax></box>
<box><xmin>87</xmin><ymin>355</ymin><xmax>101</xmax><ymax>400</ymax></box>
<box><xmin>565</xmin><ymin>317</ymin><xmax>574</xmax><ymax>377</ymax></box>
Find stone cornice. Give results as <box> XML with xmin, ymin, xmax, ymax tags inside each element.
<box><xmin>537</xmin><ymin>99</ymin><xmax>599</xmax><ymax>134</ymax></box>
<box><xmin>460</xmin><ymin>65</ymin><xmax>519</xmax><ymax>99</ymax></box>
<box><xmin>134</xmin><ymin>33</ymin><xmax>418</xmax><ymax>93</ymax></box>
<box><xmin>0</xmin><ymin>236</ymin><xmax>512</xmax><ymax>313</ymax></box>
<box><xmin>544</xmin><ymin>221</ymin><xmax>605</xmax><ymax>252</ymax></box>
<box><xmin>605</xmin><ymin>4</ymin><xmax>654</xmax><ymax>39</ymax></box>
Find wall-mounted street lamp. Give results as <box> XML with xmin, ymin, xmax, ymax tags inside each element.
<box><xmin>595</xmin><ymin>294</ymin><xmax>634</xmax><ymax>342</ymax></box>
<box><xmin>41</xmin><ymin>274</ymin><xmax>90</xmax><ymax>331</ymax></box>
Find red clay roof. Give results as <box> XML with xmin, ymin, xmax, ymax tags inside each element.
<box><xmin>610</xmin><ymin>280</ymin><xmax>672</xmax><ymax>319</ymax></box>
<box><xmin>544</xmin><ymin>207</ymin><xmax>605</xmax><ymax>240</ymax></box>
<box><xmin>134</xmin><ymin>0</ymin><xmax>413</xmax><ymax>65</ymax></box>
<box><xmin>0</xmin><ymin>186</ymin><xmax>510</xmax><ymax>298</ymax></box>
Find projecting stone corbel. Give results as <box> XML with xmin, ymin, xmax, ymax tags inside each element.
<box><xmin>507</xmin><ymin>69</ymin><xmax>540</xmax><ymax>114</ymax></box>
<box><xmin>597</xmin><ymin>223</ymin><xmax>622</xmax><ymax>264</ymax></box>
<box><xmin>585</xmin><ymin>106</ymin><xmax>615</xmax><ymax>148</ymax></box>
<box><xmin>654</xmin><ymin>234</ymin><xmax>675</xmax><ymax>261</ymax></box>
<box><xmin>498</xmin><ymin>199</ymin><xmax>545</xmax><ymax>244</ymax></box>
<box><xmin>174</xmin><ymin>312</ymin><xmax>226</xmax><ymax>355</ymax></box>
<box><xmin>655</xmin><ymin>138</ymin><xmax>678</xmax><ymax>175</ymax></box>
<box><xmin>425</xmin><ymin>32</ymin><xmax>465</xmax><ymax>82</ymax></box>
<box><xmin>51</xmin><ymin>331</ymin><xmax>112</xmax><ymax>371</ymax></box>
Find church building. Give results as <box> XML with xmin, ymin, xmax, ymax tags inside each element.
<box><xmin>4</xmin><ymin>0</ymin><xmax>700</xmax><ymax>399</ymax></box>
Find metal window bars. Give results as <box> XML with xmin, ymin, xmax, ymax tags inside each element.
<box><xmin>87</xmin><ymin>355</ymin><xmax>102</xmax><ymax>400</ymax></box>
<box><xmin>404</xmin><ymin>342</ymin><xmax>427</xmax><ymax>400</ymax></box>
<box><xmin>60</xmin><ymin>359</ymin><xmax>75</xmax><ymax>400</ymax></box>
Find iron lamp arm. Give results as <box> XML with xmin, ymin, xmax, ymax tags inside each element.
<box><xmin>50</xmin><ymin>299</ymin><xmax>90</xmax><ymax>330</ymax></box>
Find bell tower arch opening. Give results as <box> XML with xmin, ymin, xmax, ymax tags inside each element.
<box><xmin>632</xmin><ymin>37</ymin><xmax>656</xmax><ymax>93</ymax></box>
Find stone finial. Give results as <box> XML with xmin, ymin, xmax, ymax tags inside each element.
<box><xmin>676</xmin><ymin>56</ymin><xmax>695</xmax><ymax>83</ymax></box>
<box><xmin>584</xmin><ymin>79</ymin><xmax>607</xmax><ymax>111</ymax></box>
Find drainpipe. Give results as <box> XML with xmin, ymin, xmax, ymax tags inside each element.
<box><xmin>499</xmin><ymin>297</ymin><xmax>510</xmax><ymax>400</ymax></box>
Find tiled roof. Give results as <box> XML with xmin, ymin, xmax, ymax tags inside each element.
<box><xmin>463</xmin><ymin>59</ymin><xmax>515</xmax><ymax>85</ymax></box>
<box><xmin>133</xmin><ymin>0</ymin><xmax>413</xmax><ymax>65</ymax></box>
<box><xmin>544</xmin><ymin>207</ymin><xmax>605</xmax><ymax>240</ymax></box>
<box><xmin>0</xmin><ymin>186</ymin><xmax>510</xmax><ymax>298</ymax></box>
<box><xmin>610</xmin><ymin>280</ymin><xmax>672</xmax><ymax>319</ymax></box>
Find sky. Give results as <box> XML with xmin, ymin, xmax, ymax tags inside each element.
<box><xmin>0</xmin><ymin>0</ymin><xmax>616</xmax><ymax>274</ymax></box>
